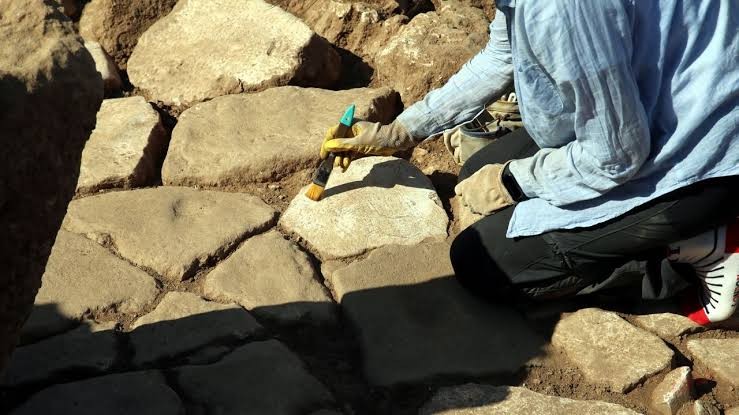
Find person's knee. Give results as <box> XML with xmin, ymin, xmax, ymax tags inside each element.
<box><xmin>450</xmin><ymin>228</ymin><xmax>504</xmax><ymax>298</ymax></box>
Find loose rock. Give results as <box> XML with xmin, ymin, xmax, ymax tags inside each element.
<box><xmin>420</xmin><ymin>384</ymin><xmax>641</xmax><ymax>415</ymax></box>
<box><xmin>687</xmin><ymin>338</ymin><xmax>739</xmax><ymax>388</ymax></box>
<box><xmin>63</xmin><ymin>187</ymin><xmax>277</xmax><ymax>281</ymax></box>
<box><xmin>175</xmin><ymin>340</ymin><xmax>334</xmax><ymax>414</ymax></box>
<box><xmin>22</xmin><ymin>230</ymin><xmax>158</xmax><ymax>342</ymax></box>
<box><xmin>11</xmin><ymin>371</ymin><xmax>183</xmax><ymax>415</ymax></box>
<box><xmin>693</xmin><ymin>400</ymin><xmax>721</xmax><ymax>415</ymax></box>
<box><xmin>552</xmin><ymin>308</ymin><xmax>674</xmax><ymax>393</ymax></box>
<box><xmin>76</xmin><ymin>96</ymin><xmax>167</xmax><ymax>195</ymax></box>
<box><xmin>632</xmin><ymin>313</ymin><xmax>703</xmax><ymax>340</ymax></box>
<box><xmin>328</xmin><ymin>241</ymin><xmax>543</xmax><ymax>386</ymax></box>
<box><xmin>651</xmin><ymin>367</ymin><xmax>693</xmax><ymax>415</ymax></box>
<box><xmin>281</xmin><ymin>156</ymin><xmax>448</xmax><ymax>260</ymax></box>
<box><xmin>127</xmin><ymin>0</ymin><xmax>341</xmax><ymax>107</ymax></box>
<box><xmin>162</xmin><ymin>87</ymin><xmax>400</xmax><ymax>186</ymax></box>
<box><xmin>84</xmin><ymin>41</ymin><xmax>122</xmax><ymax>94</ymax></box>
<box><xmin>129</xmin><ymin>292</ymin><xmax>261</xmax><ymax>366</ymax></box>
<box><xmin>204</xmin><ymin>231</ymin><xmax>335</xmax><ymax>323</ymax></box>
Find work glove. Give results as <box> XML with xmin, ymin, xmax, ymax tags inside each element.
<box><xmin>320</xmin><ymin>120</ymin><xmax>416</xmax><ymax>170</ymax></box>
<box><xmin>454</xmin><ymin>162</ymin><xmax>515</xmax><ymax>216</ymax></box>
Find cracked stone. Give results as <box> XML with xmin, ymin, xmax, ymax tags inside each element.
<box><xmin>84</xmin><ymin>41</ymin><xmax>122</xmax><ymax>94</ymax></box>
<box><xmin>687</xmin><ymin>338</ymin><xmax>739</xmax><ymax>388</ymax></box>
<box><xmin>632</xmin><ymin>313</ymin><xmax>703</xmax><ymax>340</ymax></box>
<box><xmin>129</xmin><ymin>292</ymin><xmax>261</xmax><ymax>366</ymax></box>
<box><xmin>63</xmin><ymin>187</ymin><xmax>277</xmax><ymax>281</ymax></box>
<box><xmin>552</xmin><ymin>308</ymin><xmax>674</xmax><ymax>393</ymax></box>
<box><xmin>327</xmin><ymin>241</ymin><xmax>543</xmax><ymax>386</ymax></box>
<box><xmin>280</xmin><ymin>156</ymin><xmax>448</xmax><ymax>260</ymax></box>
<box><xmin>650</xmin><ymin>366</ymin><xmax>693</xmax><ymax>415</ymax></box>
<box><xmin>420</xmin><ymin>384</ymin><xmax>641</xmax><ymax>415</ymax></box>
<box><xmin>22</xmin><ymin>230</ymin><xmax>158</xmax><ymax>342</ymax></box>
<box><xmin>11</xmin><ymin>370</ymin><xmax>183</xmax><ymax>415</ymax></box>
<box><xmin>175</xmin><ymin>340</ymin><xmax>334</xmax><ymax>414</ymax></box>
<box><xmin>162</xmin><ymin>87</ymin><xmax>400</xmax><ymax>186</ymax></box>
<box><xmin>127</xmin><ymin>0</ymin><xmax>340</xmax><ymax>106</ymax></box>
<box><xmin>76</xmin><ymin>96</ymin><xmax>167</xmax><ymax>195</ymax></box>
<box><xmin>204</xmin><ymin>230</ymin><xmax>335</xmax><ymax>323</ymax></box>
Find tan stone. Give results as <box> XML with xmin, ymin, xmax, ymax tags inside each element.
<box><xmin>632</xmin><ymin>313</ymin><xmax>703</xmax><ymax>340</ymax></box>
<box><xmin>651</xmin><ymin>367</ymin><xmax>693</xmax><ymax>415</ymax></box>
<box><xmin>162</xmin><ymin>87</ymin><xmax>400</xmax><ymax>186</ymax></box>
<box><xmin>63</xmin><ymin>187</ymin><xmax>277</xmax><ymax>281</ymax></box>
<box><xmin>76</xmin><ymin>97</ymin><xmax>166</xmax><ymax>195</ymax></box>
<box><xmin>204</xmin><ymin>231</ymin><xmax>335</xmax><ymax>323</ymax></box>
<box><xmin>724</xmin><ymin>407</ymin><xmax>739</xmax><ymax>415</ymax></box>
<box><xmin>129</xmin><ymin>292</ymin><xmax>261</xmax><ymax>366</ymax></box>
<box><xmin>127</xmin><ymin>0</ymin><xmax>340</xmax><ymax>107</ymax></box>
<box><xmin>22</xmin><ymin>231</ymin><xmax>158</xmax><ymax>341</ymax></box>
<box><xmin>420</xmin><ymin>384</ymin><xmax>641</xmax><ymax>415</ymax></box>
<box><xmin>693</xmin><ymin>400</ymin><xmax>721</xmax><ymax>415</ymax></box>
<box><xmin>687</xmin><ymin>338</ymin><xmax>739</xmax><ymax>388</ymax></box>
<box><xmin>84</xmin><ymin>41</ymin><xmax>122</xmax><ymax>94</ymax></box>
<box><xmin>552</xmin><ymin>308</ymin><xmax>674</xmax><ymax>393</ymax></box>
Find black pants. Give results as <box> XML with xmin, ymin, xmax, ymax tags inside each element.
<box><xmin>450</xmin><ymin>128</ymin><xmax>739</xmax><ymax>302</ymax></box>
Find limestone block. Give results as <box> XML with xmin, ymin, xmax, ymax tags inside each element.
<box><xmin>327</xmin><ymin>241</ymin><xmax>543</xmax><ymax>386</ymax></box>
<box><xmin>162</xmin><ymin>87</ymin><xmax>400</xmax><ymax>186</ymax></box>
<box><xmin>22</xmin><ymin>231</ymin><xmax>158</xmax><ymax>342</ymax></box>
<box><xmin>127</xmin><ymin>0</ymin><xmax>341</xmax><ymax>106</ymax></box>
<box><xmin>687</xmin><ymin>338</ymin><xmax>739</xmax><ymax>388</ymax></box>
<box><xmin>420</xmin><ymin>384</ymin><xmax>641</xmax><ymax>415</ymax></box>
<box><xmin>84</xmin><ymin>41</ymin><xmax>122</xmax><ymax>94</ymax></box>
<box><xmin>63</xmin><ymin>187</ymin><xmax>277</xmax><ymax>281</ymax></box>
<box><xmin>175</xmin><ymin>340</ymin><xmax>334</xmax><ymax>414</ymax></box>
<box><xmin>280</xmin><ymin>157</ymin><xmax>448</xmax><ymax>260</ymax></box>
<box><xmin>129</xmin><ymin>292</ymin><xmax>261</xmax><ymax>366</ymax></box>
<box><xmin>632</xmin><ymin>313</ymin><xmax>703</xmax><ymax>340</ymax></box>
<box><xmin>204</xmin><ymin>231</ymin><xmax>335</xmax><ymax>323</ymax></box>
<box><xmin>650</xmin><ymin>367</ymin><xmax>693</xmax><ymax>415</ymax></box>
<box><xmin>552</xmin><ymin>308</ymin><xmax>674</xmax><ymax>393</ymax></box>
<box><xmin>76</xmin><ymin>96</ymin><xmax>166</xmax><ymax>195</ymax></box>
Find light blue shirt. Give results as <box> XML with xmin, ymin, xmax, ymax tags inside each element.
<box><xmin>399</xmin><ymin>0</ymin><xmax>739</xmax><ymax>238</ymax></box>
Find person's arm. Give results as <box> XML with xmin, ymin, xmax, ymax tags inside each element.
<box><xmin>508</xmin><ymin>1</ymin><xmax>650</xmax><ymax>206</ymax></box>
<box><xmin>397</xmin><ymin>10</ymin><xmax>514</xmax><ymax>139</ymax></box>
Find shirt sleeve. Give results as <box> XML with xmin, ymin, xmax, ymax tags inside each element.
<box><xmin>508</xmin><ymin>1</ymin><xmax>651</xmax><ymax>206</ymax></box>
<box><xmin>397</xmin><ymin>10</ymin><xmax>514</xmax><ymax>139</ymax></box>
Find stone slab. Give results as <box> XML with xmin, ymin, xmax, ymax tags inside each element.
<box><xmin>127</xmin><ymin>0</ymin><xmax>340</xmax><ymax>106</ymax></box>
<box><xmin>552</xmin><ymin>308</ymin><xmax>674</xmax><ymax>393</ymax></box>
<box><xmin>420</xmin><ymin>384</ymin><xmax>641</xmax><ymax>415</ymax></box>
<box><xmin>632</xmin><ymin>313</ymin><xmax>703</xmax><ymax>340</ymax></box>
<box><xmin>63</xmin><ymin>187</ymin><xmax>277</xmax><ymax>281</ymax></box>
<box><xmin>84</xmin><ymin>41</ymin><xmax>122</xmax><ymax>93</ymax></box>
<box><xmin>175</xmin><ymin>340</ymin><xmax>333</xmax><ymax>414</ymax></box>
<box><xmin>11</xmin><ymin>370</ymin><xmax>183</xmax><ymax>415</ymax></box>
<box><xmin>76</xmin><ymin>96</ymin><xmax>166</xmax><ymax>195</ymax></box>
<box><xmin>687</xmin><ymin>338</ymin><xmax>739</xmax><ymax>388</ymax></box>
<box><xmin>22</xmin><ymin>230</ymin><xmax>158</xmax><ymax>342</ymax></box>
<box><xmin>651</xmin><ymin>366</ymin><xmax>693</xmax><ymax>415</ymax></box>
<box><xmin>281</xmin><ymin>156</ymin><xmax>448</xmax><ymax>260</ymax></box>
<box><xmin>129</xmin><ymin>291</ymin><xmax>261</xmax><ymax>366</ymax></box>
<box><xmin>162</xmin><ymin>86</ymin><xmax>400</xmax><ymax>186</ymax></box>
<box><xmin>204</xmin><ymin>230</ymin><xmax>335</xmax><ymax>323</ymax></box>
<box><xmin>328</xmin><ymin>241</ymin><xmax>543</xmax><ymax>386</ymax></box>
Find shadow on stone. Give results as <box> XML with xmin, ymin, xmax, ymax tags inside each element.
<box><xmin>322</xmin><ymin>158</ymin><xmax>434</xmax><ymax>199</ymax></box>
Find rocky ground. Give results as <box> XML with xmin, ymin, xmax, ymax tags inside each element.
<box><xmin>2</xmin><ymin>0</ymin><xmax>738</xmax><ymax>414</ymax></box>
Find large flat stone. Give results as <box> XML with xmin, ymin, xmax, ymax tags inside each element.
<box><xmin>22</xmin><ymin>230</ymin><xmax>158</xmax><ymax>342</ymax></box>
<box><xmin>280</xmin><ymin>157</ymin><xmax>448</xmax><ymax>260</ymax></box>
<box><xmin>4</xmin><ymin>322</ymin><xmax>116</xmax><ymax>387</ymax></box>
<box><xmin>63</xmin><ymin>187</ymin><xmax>277</xmax><ymax>281</ymax></box>
<box><xmin>175</xmin><ymin>340</ymin><xmax>333</xmax><ymax>414</ymax></box>
<box><xmin>420</xmin><ymin>384</ymin><xmax>641</xmax><ymax>415</ymax></box>
<box><xmin>204</xmin><ymin>230</ymin><xmax>335</xmax><ymax>323</ymax></box>
<box><xmin>328</xmin><ymin>241</ymin><xmax>543</xmax><ymax>386</ymax></box>
<box><xmin>687</xmin><ymin>338</ymin><xmax>739</xmax><ymax>388</ymax></box>
<box><xmin>129</xmin><ymin>291</ymin><xmax>261</xmax><ymax>366</ymax></box>
<box><xmin>632</xmin><ymin>313</ymin><xmax>703</xmax><ymax>340</ymax></box>
<box><xmin>162</xmin><ymin>87</ymin><xmax>400</xmax><ymax>186</ymax></box>
<box><xmin>127</xmin><ymin>0</ymin><xmax>340</xmax><ymax>107</ymax></box>
<box><xmin>76</xmin><ymin>96</ymin><xmax>166</xmax><ymax>195</ymax></box>
<box><xmin>11</xmin><ymin>371</ymin><xmax>183</xmax><ymax>415</ymax></box>
<box><xmin>552</xmin><ymin>308</ymin><xmax>674</xmax><ymax>393</ymax></box>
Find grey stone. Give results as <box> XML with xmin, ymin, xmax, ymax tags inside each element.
<box><xmin>162</xmin><ymin>87</ymin><xmax>400</xmax><ymax>186</ymax></box>
<box><xmin>76</xmin><ymin>96</ymin><xmax>166</xmax><ymax>195</ymax></box>
<box><xmin>11</xmin><ymin>371</ymin><xmax>183</xmax><ymax>415</ymax></box>
<box><xmin>281</xmin><ymin>157</ymin><xmax>448</xmax><ymax>260</ymax></box>
<box><xmin>693</xmin><ymin>400</ymin><xmax>721</xmax><ymax>415</ymax></box>
<box><xmin>63</xmin><ymin>187</ymin><xmax>277</xmax><ymax>281</ymax></box>
<box><xmin>127</xmin><ymin>0</ymin><xmax>340</xmax><ymax>107</ymax></box>
<box><xmin>22</xmin><ymin>230</ymin><xmax>158</xmax><ymax>342</ymax></box>
<box><xmin>84</xmin><ymin>41</ymin><xmax>122</xmax><ymax>94</ymax></box>
<box><xmin>175</xmin><ymin>340</ymin><xmax>334</xmax><ymax>414</ymax></box>
<box><xmin>687</xmin><ymin>338</ymin><xmax>739</xmax><ymax>388</ymax></box>
<box><xmin>129</xmin><ymin>292</ymin><xmax>261</xmax><ymax>366</ymax></box>
<box><xmin>328</xmin><ymin>241</ymin><xmax>543</xmax><ymax>386</ymax></box>
<box><xmin>650</xmin><ymin>367</ymin><xmax>693</xmax><ymax>415</ymax></box>
<box><xmin>632</xmin><ymin>313</ymin><xmax>703</xmax><ymax>340</ymax></box>
<box><xmin>420</xmin><ymin>384</ymin><xmax>642</xmax><ymax>415</ymax></box>
<box><xmin>552</xmin><ymin>308</ymin><xmax>674</xmax><ymax>393</ymax></box>
<box><xmin>204</xmin><ymin>231</ymin><xmax>335</xmax><ymax>323</ymax></box>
